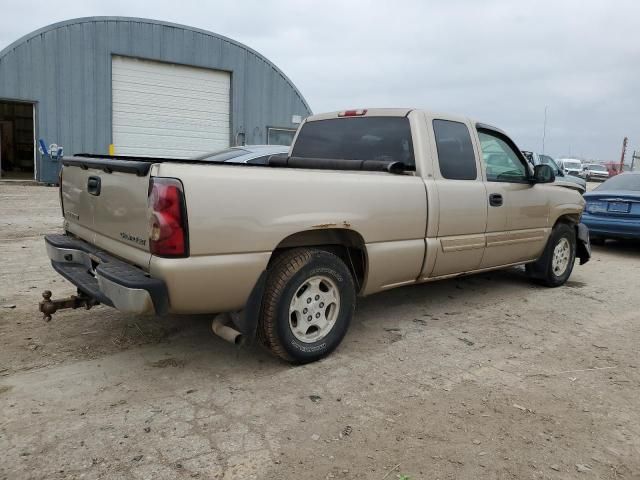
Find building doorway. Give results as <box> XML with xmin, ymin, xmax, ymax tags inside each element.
<box><xmin>0</xmin><ymin>100</ymin><xmax>35</xmax><ymax>179</ymax></box>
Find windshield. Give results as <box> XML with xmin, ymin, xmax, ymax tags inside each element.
<box><xmin>586</xmin><ymin>164</ymin><xmax>607</xmax><ymax>172</ymax></box>
<box><xmin>192</xmin><ymin>148</ymin><xmax>248</xmax><ymax>162</ymax></box>
<box><xmin>291</xmin><ymin>117</ymin><xmax>415</xmax><ymax>166</ymax></box>
<box><xmin>596</xmin><ymin>174</ymin><xmax>640</xmax><ymax>191</ymax></box>
<box><xmin>562</xmin><ymin>160</ymin><xmax>582</xmax><ymax>169</ymax></box>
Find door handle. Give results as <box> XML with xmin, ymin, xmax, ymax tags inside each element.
<box><xmin>489</xmin><ymin>193</ymin><xmax>503</xmax><ymax>207</ymax></box>
<box><xmin>87</xmin><ymin>176</ymin><xmax>101</xmax><ymax>196</ymax></box>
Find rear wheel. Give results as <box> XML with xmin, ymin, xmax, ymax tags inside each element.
<box><xmin>526</xmin><ymin>223</ymin><xmax>576</xmax><ymax>287</ymax></box>
<box><xmin>258</xmin><ymin>248</ymin><xmax>356</xmax><ymax>363</ymax></box>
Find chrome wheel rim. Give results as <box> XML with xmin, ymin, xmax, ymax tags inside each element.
<box><xmin>289</xmin><ymin>275</ymin><xmax>340</xmax><ymax>343</ymax></box>
<box><xmin>552</xmin><ymin>237</ymin><xmax>571</xmax><ymax>276</ymax></box>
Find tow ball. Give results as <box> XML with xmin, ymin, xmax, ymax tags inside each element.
<box><xmin>39</xmin><ymin>290</ymin><xmax>99</xmax><ymax>321</ymax></box>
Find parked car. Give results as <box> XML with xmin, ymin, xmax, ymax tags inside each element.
<box><xmin>522</xmin><ymin>151</ymin><xmax>586</xmax><ymax>194</ymax></box>
<box><xmin>557</xmin><ymin>158</ymin><xmax>583</xmax><ymax>176</ymax></box>
<box><xmin>42</xmin><ymin>108</ymin><xmax>590</xmax><ymax>363</ymax></box>
<box><xmin>193</xmin><ymin>145</ymin><xmax>289</xmax><ymax>164</ymax></box>
<box><xmin>603</xmin><ymin>161</ymin><xmax>624</xmax><ymax>177</ymax></box>
<box><xmin>580</xmin><ymin>163</ymin><xmax>610</xmax><ymax>182</ymax></box>
<box><xmin>582</xmin><ymin>172</ymin><xmax>640</xmax><ymax>241</ymax></box>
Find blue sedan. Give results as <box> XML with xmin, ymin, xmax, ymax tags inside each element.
<box><xmin>582</xmin><ymin>172</ymin><xmax>640</xmax><ymax>241</ymax></box>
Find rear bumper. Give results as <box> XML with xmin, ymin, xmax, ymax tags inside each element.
<box><xmin>45</xmin><ymin>234</ymin><xmax>169</xmax><ymax>315</ymax></box>
<box><xmin>582</xmin><ymin>214</ymin><xmax>640</xmax><ymax>239</ymax></box>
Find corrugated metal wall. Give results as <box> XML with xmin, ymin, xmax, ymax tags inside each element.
<box><xmin>0</xmin><ymin>17</ymin><xmax>311</xmax><ymax>183</ymax></box>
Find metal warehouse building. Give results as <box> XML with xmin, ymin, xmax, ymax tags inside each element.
<box><xmin>0</xmin><ymin>16</ymin><xmax>311</xmax><ymax>183</ymax></box>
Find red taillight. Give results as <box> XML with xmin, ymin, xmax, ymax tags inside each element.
<box><xmin>148</xmin><ymin>177</ymin><xmax>188</xmax><ymax>257</ymax></box>
<box><xmin>338</xmin><ymin>109</ymin><xmax>367</xmax><ymax>117</ymax></box>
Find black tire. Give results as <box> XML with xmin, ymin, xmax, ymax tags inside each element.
<box><xmin>526</xmin><ymin>223</ymin><xmax>576</xmax><ymax>287</ymax></box>
<box><xmin>258</xmin><ymin>248</ymin><xmax>356</xmax><ymax>363</ymax></box>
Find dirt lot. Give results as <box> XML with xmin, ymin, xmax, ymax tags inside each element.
<box><xmin>1</xmin><ymin>183</ymin><xmax>639</xmax><ymax>480</ymax></box>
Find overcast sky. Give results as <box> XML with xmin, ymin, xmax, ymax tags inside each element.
<box><xmin>1</xmin><ymin>0</ymin><xmax>638</xmax><ymax>161</ymax></box>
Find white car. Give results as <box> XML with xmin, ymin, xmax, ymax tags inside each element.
<box><xmin>193</xmin><ymin>145</ymin><xmax>289</xmax><ymax>164</ymax></box>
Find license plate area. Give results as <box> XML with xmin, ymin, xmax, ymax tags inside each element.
<box><xmin>608</xmin><ymin>201</ymin><xmax>630</xmax><ymax>213</ymax></box>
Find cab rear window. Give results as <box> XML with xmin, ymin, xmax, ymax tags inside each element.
<box><xmin>291</xmin><ymin>117</ymin><xmax>415</xmax><ymax>166</ymax></box>
<box><xmin>433</xmin><ymin>119</ymin><xmax>477</xmax><ymax>180</ymax></box>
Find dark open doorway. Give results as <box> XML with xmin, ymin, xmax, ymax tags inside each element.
<box><xmin>0</xmin><ymin>100</ymin><xmax>35</xmax><ymax>180</ymax></box>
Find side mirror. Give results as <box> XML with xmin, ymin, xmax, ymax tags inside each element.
<box><xmin>533</xmin><ymin>164</ymin><xmax>555</xmax><ymax>183</ymax></box>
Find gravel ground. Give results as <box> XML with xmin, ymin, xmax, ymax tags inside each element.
<box><xmin>0</xmin><ymin>183</ymin><xmax>639</xmax><ymax>480</ymax></box>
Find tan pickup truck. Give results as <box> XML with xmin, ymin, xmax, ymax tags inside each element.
<box><xmin>42</xmin><ymin>108</ymin><xmax>590</xmax><ymax>363</ymax></box>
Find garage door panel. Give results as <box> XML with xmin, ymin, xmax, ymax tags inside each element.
<box><xmin>112</xmin><ymin>92</ymin><xmax>229</xmax><ymax>112</ymax></box>
<box><xmin>112</xmin><ymin>73</ymin><xmax>231</xmax><ymax>95</ymax></box>
<box><xmin>113</xmin><ymin>115</ymin><xmax>230</xmax><ymax>132</ymax></box>
<box><xmin>113</xmin><ymin>61</ymin><xmax>230</xmax><ymax>80</ymax></box>
<box><xmin>112</xmin><ymin>107</ymin><xmax>229</xmax><ymax>126</ymax></box>
<box><xmin>109</xmin><ymin>145</ymin><xmax>214</xmax><ymax>158</ymax></box>
<box><xmin>112</xmin><ymin>102</ymin><xmax>229</xmax><ymax>121</ymax></box>
<box><xmin>112</xmin><ymin>56</ymin><xmax>230</xmax><ymax>157</ymax></box>
<box><xmin>113</xmin><ymin>129</ymin><xmax>231</xmax><ymax>144</ymax></box>
<box><xmin>113</xmin><ymin>85</ymin><xmax>229</xmax><ymax>105</ymax></box>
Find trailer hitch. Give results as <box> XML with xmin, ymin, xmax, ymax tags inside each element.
<box><xmin>39</xmin><ymin>290</ymin><xmax>99</xmax><ymax>321</ymax></box>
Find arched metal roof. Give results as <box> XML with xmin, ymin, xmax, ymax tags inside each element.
<box><xmin>0</xmin><ymin>16</ymin><xmax>311</xmax><ymax>112</ymax></box>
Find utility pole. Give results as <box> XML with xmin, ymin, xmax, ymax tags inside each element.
<box><xmin>542</xmin><ymin>105</ymin><xmax>548</xmax><ymax>154</ymax></box>
<box><xmin>632</xmin><ymin>150</ymin><xmax>639</xmax><ymax>171</ymax></box>
<box><xmin>619</xmin><ymin>137</ymin><xmax>628</xmax><ymax>173</ymax></box>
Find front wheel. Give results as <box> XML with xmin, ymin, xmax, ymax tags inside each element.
<box><xmin>526</xmin><ymin>223</ymin><xmax>576</xmax><ymax>287</ymax></box>
<box><xmin>258</xmin><ymin>248</ymin><xmax>356</xmax><ymax>363</ymax></box>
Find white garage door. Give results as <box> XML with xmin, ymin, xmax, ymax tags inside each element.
<box><xmin>112</xmin><ymin>56</ymin><xmax>230</xmax><ymax>158</ymax></box>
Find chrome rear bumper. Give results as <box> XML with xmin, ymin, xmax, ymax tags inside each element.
<box><xmin>45</xmin><ymin>234</ymin><xmax>168</xmax><ymax>315</ymax></box>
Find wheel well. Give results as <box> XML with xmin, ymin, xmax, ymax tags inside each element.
<box><xmin>270</xmin><ymin>229</ymin><xmax>367</xmax><ymax>292</ymax></box>
<box><xmin>554</xmin><ymin>214</ymin><xmax>580</xmax><ymax>227</ymax></box>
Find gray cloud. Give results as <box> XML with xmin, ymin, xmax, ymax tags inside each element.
<box><xmin>1</xmin><ymin>0</ymin><xmax>638</xmax><ymax>161</ymax></box>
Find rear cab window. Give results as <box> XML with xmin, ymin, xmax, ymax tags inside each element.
<box><xmin>291</xmin><ymin>117</ymin><xmax>415</xmax><ymax>167</ymax></box>
<box><xmin>432</xmin><ymin>119</ymin><xmax>477</xmax><ymax>180</ymax></box>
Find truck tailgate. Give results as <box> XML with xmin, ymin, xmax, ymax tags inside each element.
<box><xmin>60</xmin><ymin>157</ymin><xmax>154</xmax><ymax>269</ymax></box>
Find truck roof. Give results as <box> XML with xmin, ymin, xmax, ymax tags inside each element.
<box><xmin>306</xmin><ymin>108</ymin><xmax>414</xmax><ymax>121</ymax></box>
<box><xmin>304</xmin><ymin>108</ymin><xmax>498</xmax><ymax>132</ymax></box>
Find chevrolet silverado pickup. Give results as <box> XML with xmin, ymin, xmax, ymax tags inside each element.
<box><xmin>42</xmin><ymin>108</ymin><xmax>591</xmax><ymax>363</ymax></box>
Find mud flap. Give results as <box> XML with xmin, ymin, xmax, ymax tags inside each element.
<box><xmin>230</xmin><ymin>270</ymin><xmax>267</xmax><ymax>344</ymax></box>
<box><xmin>575</xmin><ymin>223</ymin><xmax>591</xmax><ymax>265</ymax></box>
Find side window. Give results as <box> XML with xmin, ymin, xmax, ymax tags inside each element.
<box><xmin>433</xmin><ymin>120</ymin><xmax>477</xmax><ymax>180</ymax></box>
<box><xmin>477</xmin><ymin>130</ymin><xmax>528</xmax><ymax>182</ymax></box>
<box><xmin>267</xmin><ymin>127</ymin><xmax>297</xmax><ymax>146</ymax></box>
